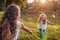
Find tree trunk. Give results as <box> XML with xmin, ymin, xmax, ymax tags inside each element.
<box><xmin>6</xmin><ymin>0</ymin><xmax>12</xmax><ymax>7</ymax></box>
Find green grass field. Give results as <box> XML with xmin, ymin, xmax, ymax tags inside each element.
<box><xmin>0</xmin><ymin>12</ymin><xmax>60</xmax><ymax>40</ymax></box>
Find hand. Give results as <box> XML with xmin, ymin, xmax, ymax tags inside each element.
<box><xmin>29</xmin><ymin>30</ymin><xmax>32</xmax><ymax>34</ymax></box>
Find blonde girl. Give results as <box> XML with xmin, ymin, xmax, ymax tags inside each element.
<box><xmin>38</xmin><ymin>13</ymin><xmax>54</xmax><ymax>40</ymax></box>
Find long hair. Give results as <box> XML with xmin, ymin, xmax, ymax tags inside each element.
<box><xmin>38</xmin><ymin>13</ymin><xmax>47</xmax><ymax>24</ymax></box>
<box><xmin>0</xmin><ymin>4</ymin><xmax>20</xmax><ymax>40</ymax></box>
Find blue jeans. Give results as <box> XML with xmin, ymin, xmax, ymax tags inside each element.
<box><xmin>39</xmin><ymin>29</ymin><xmax>45</xmax><ymax>40</ymax></box>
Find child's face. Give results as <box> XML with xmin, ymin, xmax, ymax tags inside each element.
<box><xmin>41</xmin><ymin>15</ymin><xmax>46</xmax><ymax>20</ymax></box>
<box><xmin>17</xmin><ymin>9</ymin><xmax>20</xmax><ymax>20</ymax></box>
<box><xmin>16</xmin><ymin>6</ymin><xmax>21</xmax><ymax>20</ymax></box>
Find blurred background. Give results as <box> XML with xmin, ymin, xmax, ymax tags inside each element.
<box><xmin>0</xmin><ymin>0</ymin><xmax>60</xmax><ymax>40</ymax></box>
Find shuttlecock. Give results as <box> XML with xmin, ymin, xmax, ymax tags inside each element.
<box><xmin>52</xmin><ymin>14</ymin><xmax>56</xmax><ymax>18</ymax></box>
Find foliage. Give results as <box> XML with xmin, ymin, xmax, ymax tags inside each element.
<box><xmin>0</xmin><ymin>9</ymin><xmax>60</xmax><ymax>40</ymax></box>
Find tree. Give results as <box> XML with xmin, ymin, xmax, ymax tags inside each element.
<box><xmin>6</xmin><ymin>0</ymin><xmax>27</xmax><ymax>13</ymax></box>
<box><xmin>0</xmin><ymin>0</ymin><xmax>5</xmax><ymax>11</ymax></box>
<box><xmin>6</xmin><ymin>0</ymin><xmax>12</xmax><ymax>7</ymax></box>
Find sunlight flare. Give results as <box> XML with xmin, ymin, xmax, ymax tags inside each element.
<box><xmin>27</xmin><ymin>0</ymin><xmax>34</xmax><ymax>3</ymax></box>
<box><xmin>40</xmin><ymin>0</ymin><xmax>46</xmax><ymax>3</ymax></box>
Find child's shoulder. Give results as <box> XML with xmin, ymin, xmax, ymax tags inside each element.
<box><xmin>16</xmin><ymin>20</ymin><xmax>23</xmax><ymax>25</ymax></box>
<box><xmin>17</xmin><ymin>20</ymin><xmax>21</xmax><ymax>22</ymax></box>
<box><xmin>16</xmin><ymin>20</ymin><xmax>21</xmax><ymax>24</ymax></box>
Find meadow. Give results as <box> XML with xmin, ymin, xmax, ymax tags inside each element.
<box><xmin>0</xmin><ymin>12</ymin><xmax>60</xmax><ymax>40</ymax></box>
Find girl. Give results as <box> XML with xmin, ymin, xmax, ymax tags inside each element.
<box><xmin>37</xmin><ymin>13</ymin><xmax>54</xmax><ymax>40</ymax></box>
<box><xmin>0</xmin><ymin>4</ymin><xmax>32</xmax><ymax>40</ymax></box>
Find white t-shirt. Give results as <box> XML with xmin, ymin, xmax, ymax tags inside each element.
<box><xmin>37</xmin><ymin>20</ymin><xmax>47</xmax><ymax>30</ymax></box>
<box><xmin>37</xmin><ymin>24</ymin><xmax>47</xmax><ymax>30</ymax></box>
<box><xmin>14</xmin><ymin>20</ymin><xmax>21</xmax><ymax>40</ymax></box>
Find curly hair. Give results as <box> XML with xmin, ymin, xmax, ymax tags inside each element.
<box><xmin>0</xmin><ymin>4</ymin><xmax>20</xmax><ymax>40</ymax></box>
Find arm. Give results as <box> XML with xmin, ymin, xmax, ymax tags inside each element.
<box><xmin>47</xmin><ymin>20</ymin><xmax>54</xmax><ymax>25</ymax></box>
<box><xmin>19</xmin><ymin>23</ymin><xmax>32</xmax><ymax>34</ymax></box>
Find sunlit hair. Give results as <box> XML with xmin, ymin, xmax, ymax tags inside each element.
<box><xmin>0</xmin><ymin>4</ymin><xmax>20</xmax><ymax>40</ymax></box>
<box><xmin>38</xmin><ymin>13</ymin><xmax>47</xmax><ymax>24</ymax></box>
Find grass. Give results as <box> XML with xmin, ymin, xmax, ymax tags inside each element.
<box><xmin>0</xmin><ymin>12</ymin><xmax>60</xmax><ymax>40</ymax></box>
